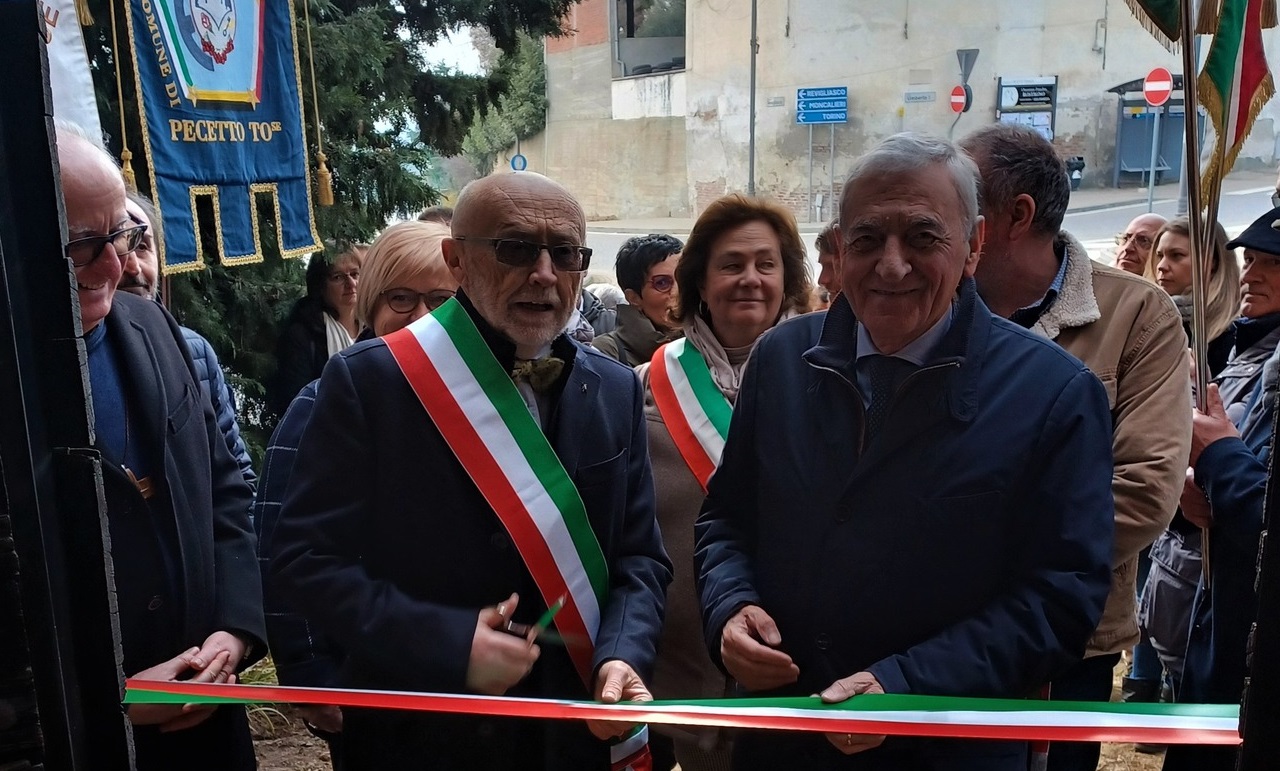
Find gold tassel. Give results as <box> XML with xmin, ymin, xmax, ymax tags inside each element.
<box><xmin>1125</xmin><ymin>0</ymin><xmax>1179</xmax><ymax>51</ymax></box>
<box><xmin>1196</xmin><ymin>0</ymin><xmax>1221</xmax><ymax>35</ymax></box>
<box><xmin>316</xmin><ymin>152</ymin><xmax>334</xmax><ymax>206</ymax></box>
<box><xmin>121</xmin><ymin>148</ymin><xmax>136</xmax><ymax>191</ymax></box>
<box><xmin>1263</xmin><ymin>0</ymin><xmax>1278</xmax><ymax>29</ymax></box>
<box><xmin>74</xmin><ymin>0</ymin><xmax>94</xmax><ymax>25</ymax></box>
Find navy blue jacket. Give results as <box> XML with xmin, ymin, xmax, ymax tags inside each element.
<box><xmin>695</xmin><ymin>281</ymin><xmax>1114</xmax><ymax>770</ymax></box>
<box><xmin>180</xmin><ymin>326</ymin><xmax>256</xmax><ymax>492</ymax></box>
<box><xmin>270</xmin><ymin>296</ymin><xmax>671</xmax><ymax>769</ymax></box>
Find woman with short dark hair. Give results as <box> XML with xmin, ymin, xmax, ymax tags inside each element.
<box><xmin>267</xmin><ymin>244</ymin><xmax>367</xmax><ymax>418</ymax></box>
<box><xmin>592</xmin><ymin>233</ymin><xmax>684</xmax><ymax>366</ymax></box>
<box><xmin>640</xmin><ymin>195</ymin><xmax>811</xmax><ymax>771</ymax></box>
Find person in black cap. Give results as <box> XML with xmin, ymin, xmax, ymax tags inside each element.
<box><xmin>1163</xmin><ymin>206</ymin><xmax>1280</xmax><ymax>771</ymax></box>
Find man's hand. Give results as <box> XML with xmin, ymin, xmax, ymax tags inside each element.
<box><xmin>465</xmin><ymin>593</ymin><xmax>541</xmax><ymax>695</ymax></box>
<box><xmin>720</xmin><ymin>605</ymin><xmax>799</xmax><ymax>692</ymax></box>
<box><xmin>126</xmin><ymin>647</ymin><xmax>230</xmax><ymax>731</ymax></box>
<box><xmin>1181</xmin><ymin>467</ymin><xmax>1213</xmax><ymax>528</ymax></box>
<box><xmin>1190</xmin><ymin>384</ymin><xmax>1239</xmax><ymax>467</ymax></box>
<box><xmin>191</xmin><ymin>630</ymin><xmax>249</xmax><ymax>676</ymax></box>
<box><xmin>586</xmin><ymin>660</ymin><xmax>652</xmax><ymax>740</ymax></box>
<box><xmin>298</xmin><ymin>704</ymin><xmax>344</xmax><ymax>734</ymax></box>
<box><xmin>820</xmin><ymin>671</ymin><xmax>886</xmax><ymax>755</ymax></box>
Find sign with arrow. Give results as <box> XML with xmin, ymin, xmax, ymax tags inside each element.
<box><xmin>796</xmin><ymin>86</ymin><xmax>847</xmax><ymax>125</ymax></box>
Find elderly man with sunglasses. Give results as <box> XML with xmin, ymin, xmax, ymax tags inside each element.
<box><xmin>57</xmin><ymin>125</ymin><xmax>264</xmax><ymax>770</ymax></box>
<box><xmin>272</xmin><ymin>172</ymin><xmax>671</xmax><ymax>770</ymax></box>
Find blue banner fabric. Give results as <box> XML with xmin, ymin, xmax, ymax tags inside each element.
<box><xmin>126</xmin><ymin>0</ymin><xmax>321</xmax><ymax>272</ymax></box>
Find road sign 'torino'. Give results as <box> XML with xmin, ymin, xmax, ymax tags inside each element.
<box><xmin>796</xmin><ymin>87</ymin><xmax>848</xmax><ymax>125</ymax></box>
<box><xmin>1143</xmin><ymin>67</ymin><xmax>1173</xmax><ymax>107</ymax></box>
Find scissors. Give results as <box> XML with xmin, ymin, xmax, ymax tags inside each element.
<box><xmin>502</xmin><ymin>596</ymin><xmax>582</xmax><ymax>646</ymax></box>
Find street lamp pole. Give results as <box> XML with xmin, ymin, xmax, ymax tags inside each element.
<box><xmin>747</xmin><ymin>0</ymin><xmax>758</xmax><ymax>196</ymax></box>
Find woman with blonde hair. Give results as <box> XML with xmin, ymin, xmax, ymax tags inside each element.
<box><xmin>640</xmin><ymin>194</ymin><xmax>812</xmax><ymax>771</ymax></box>
<box><xmin>254</xmin><ymin>220</ymin><xmax>457</xmax><ymax>768</ymax></box>
<box><xmin>1152</xmin><ymin>217</ymin><xmax>1240</xmax><ymax>376</ymax></box>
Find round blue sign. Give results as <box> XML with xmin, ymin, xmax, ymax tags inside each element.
<box><xmin>510</xmin><ymin>154</ymin><xmax>528</xmax><ymax>172</ymax></box>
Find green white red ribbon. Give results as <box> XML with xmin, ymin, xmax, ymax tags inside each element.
<box><xmin>123</xmin><ymin>680</ymin><xmax>1240</xmax><ymax>746</ymax></box>
<box><xmin>649</xmin><ymin>339</ymin><xmax>733</xmax><ymax>491</ymax></box>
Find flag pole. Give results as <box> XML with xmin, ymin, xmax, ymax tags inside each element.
<box><xmin>1178</xmin><ymin>0</ymin><xmax>1213</xmax><ymax>586</ymax></box>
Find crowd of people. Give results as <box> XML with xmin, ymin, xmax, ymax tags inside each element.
<box><xmin>53</xmin><ymin>113</ymin><xmax>1280</xmax><ymax>771</ymax></box>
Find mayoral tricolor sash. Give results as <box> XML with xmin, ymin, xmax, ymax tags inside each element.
<box><xmin>383</xmin><ymin>298</ymin><xmax>650</xmax><ymax>768</ymax></box>
<box><xmin>649</xmin><ymin>339</ymin><xmax>733</xmax><ymax>491</ymax></box>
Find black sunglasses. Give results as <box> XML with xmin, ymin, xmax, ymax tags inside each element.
<box><xmin>64</xmin><ymin>224</ymin><xmax>148</xmax><ymax>268</ymax></box>
<box><xmin>453</xmin><ymin>236</ymin><xmax>592</xmax><ymax>272</ymax></box>
<box><xmin>381</xmin><ymin>288</ymin><xmax>455</xmax><ymax>314</ymax></box>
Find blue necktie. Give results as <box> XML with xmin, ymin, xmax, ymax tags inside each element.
<box><xmin>863</xmin><ymin>355</ymin><xmax>915</xmax><ymax>438</ymax></box>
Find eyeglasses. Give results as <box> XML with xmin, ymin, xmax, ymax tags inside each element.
<box><xmin>646</xmin><ymin>274</ymin><xmax>676</xmax><ymax>294</ymax></box>
<box><xmin>1114</xmin><ymin>232</ymin><xmax>1154</xmax><ymax>250</ymax></box>
<box><xmin>453</xmin><ymin>236</ymin><xmax>592</xmax><ymax>272</ymax></box>
<box><xmin>381</xmin><ymin>288</ymin><xmax>455</xmax><ymax>314</ymax></box>
<box><xmin>64</xmin><ymin>224</ymin><xmax>148</xmax><ymax>268</ymax></box>
<box><xmin>328</xmin><ymin>270</ymin><xmax>361</xmax><ymax>284</ymax></box>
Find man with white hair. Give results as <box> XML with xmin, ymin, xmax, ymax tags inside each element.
<box><xmin>56</xmin><ymin>125</ymin><xmax>263</xmax><ymax>769</ymax></box>
<box><xmin>695</xmin><ymin>132</ymin><xmax>1114</xmax><ymax>770</ymax></box>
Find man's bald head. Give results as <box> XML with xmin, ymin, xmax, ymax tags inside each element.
<box><xmin>1115</xmin><ymin>212</ymin><xmax>1167</xmax><ymax>277</ymax></box>
<box><xmin>444</xmin><ymin>173</ymin><xmax>589</xmax><ymax>356</ymax></box>
<box><xmin>451</xmin><ymin>172</ymin><xmax>586</xmax><ymax>238</ymax></box>
<box><xmin>56</xmin><ymin>125</ymin><xmax>130</xmax><ymax>331</ymax></box>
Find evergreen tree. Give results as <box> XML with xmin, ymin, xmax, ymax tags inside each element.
<box><xmin>81</xmin><ymin>0</ymin><xmax>577</xmax><ymax>464</ymax></box>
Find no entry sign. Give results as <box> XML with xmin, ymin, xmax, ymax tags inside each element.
<box><xmin>950</xmin><ymin>85</ymin><xmax>971</xmax><ymax>113</ymax></box>
<box><xmin>1143</xmin><ymin>67</ymin><xmax>1173</xmax><ymax>107</ymax></box>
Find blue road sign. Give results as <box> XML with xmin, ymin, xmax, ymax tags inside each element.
<box><xmin>798</xmin><ymin>98</ymin><xmax>847</xmax><ymax>111</ymax></box>
<box><xmin>510</xmin><ymin>154</ymin><xmax>528</xmax><ymax>172</ymax></box>
<box><xmin>797</xmin><ymin>110</ymin><xmax>847</xmax><ymax>124</ymax></box>
<box><xmin>798</xmin><ymin>86</ymin><xmax>848</xmax><ymax>100</ymax></box>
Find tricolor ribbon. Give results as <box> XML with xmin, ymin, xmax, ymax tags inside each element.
<box><xmin>124</xmin><ymin>680</ymin><xmax>1240</xmax><ymax>746</ymax></box>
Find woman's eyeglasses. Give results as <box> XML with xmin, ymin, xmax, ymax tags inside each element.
<box><xmin>64</xmin><ymin>224</ymin><xmax>148</xmax><ymax>268</ymax></box>
<box><xmin>381</xmin><ymin>288</ymin><xmax>455</xmax><ymax>314</ymax></box>
<box><xmin>453</xmin><ymin>236</ymin><xmax>592</xmax><ymax>272</ymax></box>
<box><xmin>646</xmin><ymin>274</ymin><xmax>676</xmax><ymax>294</ymax></box>
<box><xmin>328</xmin><ymin>270</ymin><xmax>361</xmax><ymax>284</ymax></box>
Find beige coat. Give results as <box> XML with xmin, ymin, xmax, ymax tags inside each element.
<box><xmin>1032</xmin><ymin>233</ymin><xmax>1192</xmax><ymax>656</ymax></box>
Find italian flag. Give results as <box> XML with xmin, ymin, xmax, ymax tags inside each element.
<box><xmin>1199</xmin><ymin>0</ymin><xmax>1276</xmax><ymax>187</ymax></box>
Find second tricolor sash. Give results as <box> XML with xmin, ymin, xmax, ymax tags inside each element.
<box><xmin>649</xmin><ymin>338</ymin><xmax>733</xmax><ymax>491</ymax></box>
<box><xmin>383</xmin><ymin>298</ymin><xmax>607</xmax><ymax>684</ymax></box>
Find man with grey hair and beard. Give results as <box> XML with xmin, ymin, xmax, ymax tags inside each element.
<box><xmin>272</xmin><ymin>172</ymin><xmax>671</xmax><ymax>770</ymax></box>
<box><xmin>959</xmin><ymin>123</ymin><xmax>1190</xmax><ymax>771</ymax></box>
<box><xmin>695</xmin><ymin>132</ymin><xmax>1114</xmax><ymax>770</ymax></box>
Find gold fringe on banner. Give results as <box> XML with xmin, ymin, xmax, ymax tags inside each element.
<box><xmin>316</xmin><ymin>152</ymin><xmax>334</xmax><ymax>207</ymax></box>
<box><xmin>75</xmin><ymin>0</ymin><xmax>94</xmax><ymax>25</ymax></box>
<box><xmin>1196</xmin><ymin>0</ymin><xmax>1222</xmax><ymax>35</ymax></box>
<box><xmin>1262</xmin><ymin>0</ymin><xmax>1278</xmax><ymax>29</ymax></box>
<box><xmin>109</xmin><ymin>0</ymin><xmax>134</xmax><ymax>190</ymax></box>
<box><xmin>1125</xmin><ymin>0</ymin><xmax>1180</xmax><ymax>51</ymax></box>
<box><xmin>1198</xmin><ymin>70</ymin><xmax>1278</xmax><ymax>193</ymax></box>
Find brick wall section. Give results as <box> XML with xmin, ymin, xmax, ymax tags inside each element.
<box><xmin>546</xmin><ymin>0</ymin><xmax>608</xmax><ymax>54</ymax></box>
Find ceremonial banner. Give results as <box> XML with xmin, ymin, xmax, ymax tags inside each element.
<box><xmin>125</xmin><ymin>0</ymin><xmax>321</xmax><ymax>272</ymax></box>
<box><xmin>40</xmin><ymin>0</ymin><xmax>103</xmax><ymax>138</ymax></box>
<box><xmin>1199</xmin><ymin>0</ymin><xmax>1276</xmax><ymax>187</ymax></box>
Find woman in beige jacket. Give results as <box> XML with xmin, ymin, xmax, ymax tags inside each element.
<box><xmin>637</xmin><ymin>194</ymin><xmax>812</xmax><ymax>771</ymax></box>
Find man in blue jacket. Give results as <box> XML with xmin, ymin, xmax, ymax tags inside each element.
<box><xmin>272</xmin><ymin>172</ymin><xmax>671</xmax><ymax>769</ymax></box>
<box><xmin>694</xmin><ymin>132</ymin><xmax>1115</xmax><ymax>770</ymax></box>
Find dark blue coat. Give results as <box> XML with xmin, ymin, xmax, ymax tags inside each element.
<box><xmin>180</xmin><ymin>326</ymin><xmax>256</xmax><ymax>492</ymax></box>
<box><xmin>695</xmin><ymin>281</ymin><xmax>1114</xmax><ymax>770</ymax></box>
<box><xmin>270</xmin><ymin>298</ymin><xmax>671</xmax><ymax>769</ymax></box>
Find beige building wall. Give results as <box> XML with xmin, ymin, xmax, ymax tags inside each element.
<box><xmin>532</xmin><ymin>0</ymin><xmax>1280</xmax><ymax>221</ymax></box>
